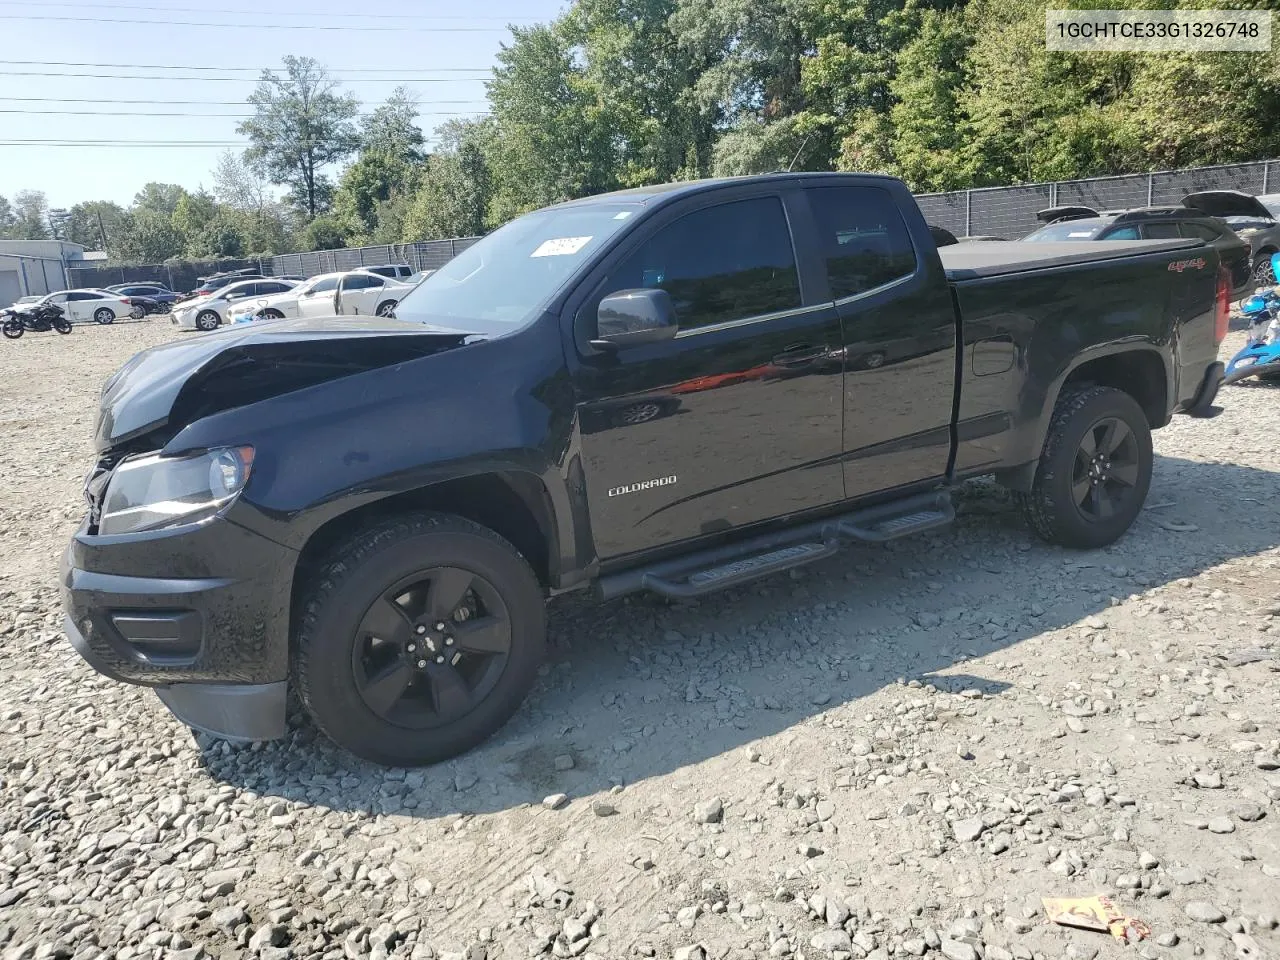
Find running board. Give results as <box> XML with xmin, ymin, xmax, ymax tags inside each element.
<box><xmin>596</xmin><ymin>490</ymin><xmax>956</xmax><ymax>601</ymax></box>
<box><xmin>640</xmin><ymin>541</ymin><xmax>839</xmax><ymax>598</ymax></box>
<box><xmin>832</xmin><ymin>491</ymin><xmax>955</xmax><ymax>543</ymax></box>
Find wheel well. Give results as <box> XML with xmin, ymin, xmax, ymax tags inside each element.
<box><xmin>1254</xmin><ymin>246</ymin><xmax>1277</xmax><ymax>260</ymax></box>
<box><xmin>289</xmin><ymin>472</ymin><xmax>557</xmax><ymax>635</ymax></box>
<box><xmin>1060</xmin><ymin>351</ymin><xmax>1167</xmax><ymax>427</ymax></box>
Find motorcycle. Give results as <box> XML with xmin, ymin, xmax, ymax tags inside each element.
<box><xmin>1224</xmin><ymin>252</ymin><xmax>1280</xmax><ymax>385</ymax></box>
<box><xmin>2</xmin><ymin>301</ymin><xmax>72</xmax><ymax>339</ymax></box>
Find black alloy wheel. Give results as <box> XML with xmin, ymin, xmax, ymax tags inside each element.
<box><xmin>1070</xmin><ymin>416</ymin><xmax>1141</xmax><ymax>521</ymax></box>
<box><xmin>351</xmin><ymin>567</ymin><xmax>512</xmax><ymax>729</ymax></box>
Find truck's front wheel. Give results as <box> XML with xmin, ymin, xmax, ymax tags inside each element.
<box><xmin>1017</xmin><ymin>386</ymin><xmax>1152</xmax><ymax>549</ymax></box>
<box><xmin>294</xmin><ymin>513</ymin><xmax>546</xmax><ymax>766</ymax></box>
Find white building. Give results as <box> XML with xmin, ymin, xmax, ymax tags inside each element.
<box><xmin>0</xmin><ymin>240</ymin><xmax>96</xmax><ymax>307</ymax></box>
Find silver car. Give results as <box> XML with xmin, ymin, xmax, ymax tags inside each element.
<box><xmin>1182</xmin><ymin>191</ymin><xmax>1280</xmax><ymax>286</ymax></box>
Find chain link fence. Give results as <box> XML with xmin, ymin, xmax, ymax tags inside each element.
<box><xmin>917</xmin><ymin>159</ymin><xmax>1280</xmax><ymax>239</ymax></box>
<box><xmin>269</xmin><ymin>239</ymin><xmax>482</xmax><ymax>279</ymax></box>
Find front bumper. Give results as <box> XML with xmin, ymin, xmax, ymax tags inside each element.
<box><xmin>61</xmin><ymin>514</ymin><xmax>297</xmax><ymax>740</ymax></box>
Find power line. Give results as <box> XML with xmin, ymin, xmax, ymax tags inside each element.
<box><xmin>0</xmin><ymin>97</ymin><xmax>486</xmax><ymax>105</ymax></box>
<box><xmin>0</xmin><ymin>1</ymin><xmax>533</xmax><ymax>20</ymax></box>
<box><xmin>3</xmin><ymin>60</ymin><xmax>493</xmax><ymax>73</ymax></box>
<box><xmin>0</xmin><ymin>139</ymin><xmax>443</xmax><ymax>146</ymax></box>
<box><xmin>0</xmin><ymin>108</ymin><xmax>488</xmax><ymax>117</ymax></box>
<box><xmin>0</xmin><ymin>70</ymin><xmax>488</xmax><ymax>82</ymax></box>
<box><xmin>0</xmin><ymin>13</ymin><xmax>513</xmax><ymax>31</ymax></box>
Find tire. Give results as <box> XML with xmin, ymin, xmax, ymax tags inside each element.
<box><xmin>375</xmin><ymin>300</ymin><xmax>398</xmax><ymax>317</ymax></box>
<box><xmin>1252</xmin><ymin>252</ymin><xmax>1277</xmax><ymax>287</ymax></box>
<box><xmin>195</xmin><ymin>310</ymin><xmax>220</xmax><ymax>331</ymax></box>
<box><xmin>294</xmin><ymin>512</ymin><xmax>546</xmax><ymax>766</ymax></box>
<box><xmin>130</xmin><ymin>307</ymin><xmax>145</xmax><ymax>320</ymax></box>
<box><xmin>2</xmin><ymin>319</ymin><xmax>23</xmax><ymax>339</ymax></box>
<box><xmin>262</xmin><ymin>308</ymin><xmax>284</xmax><ymax>320</ymax></box>
<box><xmin>1015</xmin><ymin>385</ymin><xmax>1152</xmax><ymax>549</ymax></box>
<box><xmin>53</xmin><ymin>318</ymin><xmax>72</xmax><ymax>334</ymax></box>
<box><xmin>93</xmin><ymin>307</ymin><xmax>115</xmax><ymax>325</ymax></box>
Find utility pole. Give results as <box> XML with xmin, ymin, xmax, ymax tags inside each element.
<box><xmin>97</xmin><ymin>210</ymin><xmax>109</xmax><ymax>250</ymax></box>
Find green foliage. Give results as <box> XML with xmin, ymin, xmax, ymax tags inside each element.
<box><xmin>300</xmin><ymin>214</ymin><xmax>349</xmax><ymax>251</ymax></box>
<box><xmin>7</xmin><ymin>190</ymin><xmax>51</xmax><ymax>240</ymax></box>
<box><xmin>59</xmin><ymin>201</ymin><xmax>128</xmax><ymax>249</ymax></box>
<box><xmin>110</xmin><ymin>209</ymin><xmax>182</xmax><ymax>263</ymax></box>
<box><xmin>401</xmin><ymin>119</ymin><xmax>493</xmax><ymax>241</ymax></box>
<box><xmin>238</xmin><ymin>56</ymin><xmax>361</xmax><ymax>218</ymax></box>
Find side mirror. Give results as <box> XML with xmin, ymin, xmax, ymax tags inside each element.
<box><xmin>590</xmin><ymin>288</ymin><xmax>677</xmax><ymax>352</ymax></box>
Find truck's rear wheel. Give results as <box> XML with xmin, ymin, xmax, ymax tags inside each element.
<box><xmin>1016</xmin><ymin>386</ymin><xmax>1152</xmax><ymax>549</ymax></box>
<box><xmin>294</xmin><ymin>512</ymin><xmax>545</xmax><ymax>766</ymax></box>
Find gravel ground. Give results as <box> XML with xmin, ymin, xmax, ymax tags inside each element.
<box><xmin>1</xmin><ymin>317</ymin><xmax>1278</xmax><ymax>960</ymax></box>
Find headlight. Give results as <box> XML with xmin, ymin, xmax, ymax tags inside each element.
<box><xmin>98</xmin><ymin>446</ymin><xmax>254</xmax><ymax>536</ymax></box>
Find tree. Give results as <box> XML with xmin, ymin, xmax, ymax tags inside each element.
<box><xmin>361</xmin><ymin>86</ymin><xmax>426</xmax><ymax>160</ymax></box>
<box><xmin>9</xmin><ymin>190</ymin><xmax>51</xmax><ymax>240</ymax></box>
<box><xmin>133</xmin><ymin>182</ymin><xmax>189</xmax><ymax>218</ymax></box>
<box><xmin>110</xmin><ymin>210</ymin><xmax>181</xmax><ymax>263</ymax></box>
<box><xmin>238</xmin><ymin>56</ymin><xmax>361</xmax><ymax>218</ymax></box>
<box><xmin>300</xmin><ymin>214</ymin><xmax>348</xmax><ymax>250</ymax></box>
<box><xmin>212</xmin><ymin>150</ymin><xmax>271</xmax><ymax>212</ymax></box>
<box><xmin>172</xmin><ymin>190</ymin><xmax>218</xmax><ymax>254</ymax></box>
<box><xmin>60</xmin><ymin>201</ymin><xmax>128</xmax><ymax>249</ymax></box>
<box><xmin>0</xmin><ymin>194</ymin><xmax>13</xmax><ymax>237</ymax></box>
<box><xmin>401</xmin><ymin>118</ymin><xmax>493</xmax><ymax>240</ymax></box>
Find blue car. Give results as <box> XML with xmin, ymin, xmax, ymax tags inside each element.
<box><xmin>105</xmin><ymin>283</ymin><xmax>179</xmax><ymax>305</ymax></box>
<box><xmin>1224</xmin><ymin>252</ymin><xmax>1280</xmax><ymax>385</ymax></box>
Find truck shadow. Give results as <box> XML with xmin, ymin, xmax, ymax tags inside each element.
<box><xmin>197</xmin><ymin>453</ymin><xmax>1280</xmax><ymax>816</ymax></box>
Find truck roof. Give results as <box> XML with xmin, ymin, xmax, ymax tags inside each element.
<box><xmin>549</xmin><ymin>172</ymin><xmax>906</xmax><ymax>209</ymax></box>
<box><xmin>939</xmin><ymin>238</ymin><xmax>1202</xmax><ymax>280</ymax></box>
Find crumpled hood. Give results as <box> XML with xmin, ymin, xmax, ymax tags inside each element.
<box><xmin>95</xmin><ymin>315</ymin><xmax>481</xmax><ymax>450</ymax></box>
<box><xmin>1183</xmin><ymin>190</ymin><xmax>1275</xmax><ymax>221</ymax></box>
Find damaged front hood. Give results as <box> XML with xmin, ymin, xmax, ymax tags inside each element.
<box><xmin>96</xmin><ymin>315</ymin><xmax>481</xmax><ymax>450</ymax></box>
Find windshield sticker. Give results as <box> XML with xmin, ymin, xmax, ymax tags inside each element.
<box><xmin>531</xmin><ymin>236</ymin><xmax>593</xmax><ymax>258</ymax></box>
<box><xmin>1067</xmin><ymin>231</ymin><xmax>1093</xmax><ymax>237</ymax></box>
<box><xmin>613</xmin><ymin>211</ymin><xmax>632</xmax><ymax>220</ymax></box>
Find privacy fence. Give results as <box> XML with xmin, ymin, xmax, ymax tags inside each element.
<box><xmin>66</xmin><ymin>158</ymin><xmax>1280</xmax><ymax>292</ymax></box>
<box><xmin>916</xmin><ymin>159</ymin><xmax>1280</xmax><ymax>239</ymax></box>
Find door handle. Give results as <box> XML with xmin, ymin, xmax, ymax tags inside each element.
<box><xmin>772</xmin><ymin>343</ymin><xmax>828</xmax><ymax>366</ymax></box>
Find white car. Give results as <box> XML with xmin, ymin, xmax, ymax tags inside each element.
<box><xmin>226</xmin><ymin>270</ymin><xmax>413</xmax><ymax>324</ymax></box>
<box><xmin>171</xmin><ymin>278</ymin><xmax>299</xmax><ymax>332</ymax></box>
<box><xmin>35</xmin><ymin>289</ymin><xmax>138</xmax><ymax>325</ymax></box>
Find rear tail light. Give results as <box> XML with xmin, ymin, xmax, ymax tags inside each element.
<box><xmin>1214</xmin><ymin>267</ymin><xmax>1230</xmax><ymax>344</ymax></box>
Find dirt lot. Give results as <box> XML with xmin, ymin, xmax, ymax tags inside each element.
<box><xmin>1</xmin><ymin>317</ymin><xmax>1278</xmax><ymax>960</ymax></box>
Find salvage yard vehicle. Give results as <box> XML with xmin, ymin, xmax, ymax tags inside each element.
<box><xmin>224</xmin><ymin>271</ymin><xmax>344</xmax><ymax>323</ymax></box>
<box><xmin>2</xmin><ymin>299</ymin><xmax>71</xmax><ymax>338</ymax></box>
<box><xmin>171</xmin><ymin>278</ymin><xmax>299</xmax><ymax>331</ymax></box>
<box><xmin>1181</xmin><ymin>190</ymin><xmax>1280</xmax><ymax>287</ymax></box>
<box><xmin>31</xmin><ymin>288</ymin><xmax>136</xmax><ymax>325</ymax></box>
<box><xmin>332</xmin><ymin>269</ymin><xmax>416</xmax><ymax>317</ymax></box>
<box><xmin>63</xmin><ymin>172</ymin><xmax>1230</xmax><ymax>766</ymax></box>
<box><xmin>1025</xmin><ymin>205</ymin><xmax>1253</xmax><ymax>294</ymax></box>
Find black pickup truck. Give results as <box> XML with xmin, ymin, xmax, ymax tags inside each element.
<box><xmin>62</xmin><ymin>173</ymin><xmax>1229</xmax><ymax>766</ymax></box>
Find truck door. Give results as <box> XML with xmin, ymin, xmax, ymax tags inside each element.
<box><xmin>570</xmin><ymin>187</ymin><xmax>846</xmax><ymax>560</ymax></box>
<box><xmin>800</xmin><ymin>184</ymin><xmax>958</xmax><ymax>499</ymax></box>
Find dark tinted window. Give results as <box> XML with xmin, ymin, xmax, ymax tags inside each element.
<box><xmin>68</xmin><ymin>291</ymin><xmax>100</xmax><ymax>301</ymax></box>
<box><xmin>344</xmin><ymin>274</ymin><xmax>382</xmax><ymax>290</ymax></box>
<box><xmin>807</xmin><ymin>186</ymin><xmax>917</xmax><ymax>299</ymax></box>
<box><xmin>1143</xmin><ymin>222</ymin><xmax>1182</xmax><ymax>240</ymax></box>
<box><xmin>593</xmin><ymin>197</ymin><xmax>800</xmax><ymax>332</ymax></box>
<box><xmin>258</xmin><ymin>282</ymin><xmax>292</xmax><ymax>294</ymax></box>
<box><xmin>309</xmin><ymin>277</ymin><xmax>339</xmax><ymax>294</ymax></box>
<box><xmin>1181</xmin><ymin>223</ymin><xmax>1221</xmax><ymax>242</ymax></box>
<box><xmin>1104</xmin><ymin>226</ymin><xmax>1140</xmax><ymax>240</ymax></box>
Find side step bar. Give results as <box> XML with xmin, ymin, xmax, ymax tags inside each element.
<box><xmin>597</xmin><ymin>490</ymin><xmax>955</xmax><ymax>601</ymax></box>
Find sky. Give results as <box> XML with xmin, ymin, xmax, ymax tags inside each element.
<box><xmin>0</xmin><ymin>0</ymin><xmax>567</xmax><ymax>210</ymax></box>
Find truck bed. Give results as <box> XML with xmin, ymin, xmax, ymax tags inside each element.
<box><xmin>939</xmin><ymin>238</ymin><xmax>1200</xmax><ymax>280</ymax></box>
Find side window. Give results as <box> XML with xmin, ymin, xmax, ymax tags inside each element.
<box><xmin>1181</xmin><ymin>223</ymin><xmax>1220</xmax><ymax>242</ymax></box>
<box><xmin>259</xmin><ymin>282</ymin><xmax>290</xmax><ymax>294</ymax></box>
<box><xmin>1143</xmin><ymin>222</ymin><xmax>1181</xmax><ymax>240</ymax></box>
<box><xmin>590</xmin><ymin>196</ymin><xmax>801</xmax><ymax>332</ymax></box>
<box><xmin>1105</xmin><ymin>226</ymin><xmax>1140</xmax><ymax>240</ymax></box>
<box><xmin>344</xmin><ymin>274</ymin><xmax>374</xmax><ymax>290</ymax></box>
<box><xmin>807</xmin><ymin>186</ymin><xmax>917</xmax><ymax>299</ymax></box>
<box><xmin>310</xmin><ymin>277</ymin><xmax>339</xmax><ymax>294</ymax></box>
<box><xmin>68</xmin><ymin>292</ymin><xmax>96</xmax><ymax>301</ymax></box>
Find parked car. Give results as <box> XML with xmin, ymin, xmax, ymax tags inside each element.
<box><xmin>1024</xmin><ymin>205</ymin><xmax>1252</xmax><ymax>295</ymax></box>
<box><xmin>224</xmin><ymin>272</ymin><xmax>344</xmax><ymax>324</ymax></box>
<box><xmin>273</xmin><ymin>275</ymin><xmax>307</xmax><ymax>282</ymax></box>
<box><xmin>180</xmin><ymin>270</ymin><xmax>264</xmax><ymax>302</ymax></box>
<box><xmin>362</xmin><ymin>264</ymin><xmax>414</xmax><ymax>280</ymax></box>
<box><xmin>170</xmin><ymin>278</ymin><xmax>298</xmax><ymax>331</ymax></box>
<box><xmin>407</xmin><ymin>269</ymin><xmax>436</xmax><ymax>285</ymax></box>
<box><xmin>1181</xmin><ymin>191</ymin><xmax>1280</xmax><ymax>286</ymax></box>
<box><xmin>63</xmin><ymin>172</ymin><xmax>1229</xmax><ymax>766</ymax></box>
<box><xmin>333</xmin><ymin>270</ymin><xmax>417</xmax><ymax>317</ymax></box>
<box><xmin>105</xmin><ymin>284</ymin><xmax>179</xmax><ymax>310</ymax></box>
<box><xmin>34</xmin><ymin>288</ymin><xmax>137</xmax><ymax>324</ymax></box>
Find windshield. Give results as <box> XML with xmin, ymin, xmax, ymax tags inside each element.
<box><xmin>1023</xmin><ymin>218</ymin><xmax>1113</xmax><ymax>241</ymax></box>
<box><xmin>392</xmin><ymin>202</ymin><xmax>642</xmax><ymax>333</ymax></box>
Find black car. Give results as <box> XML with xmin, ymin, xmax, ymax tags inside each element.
<box><xmin>63</xmin><ymin>173</ymin><xmax>1228</xmax><ymax>766</ymax></box>
<box><xmin>1024</xmin><ymin>205</ymin><xmax>1253</xmax><ymax>294</ymax></box>
<box><xmin>1181</xmin><ymin>190</ymin><xmax>1280</xmax><ymax>286</ymax></box>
